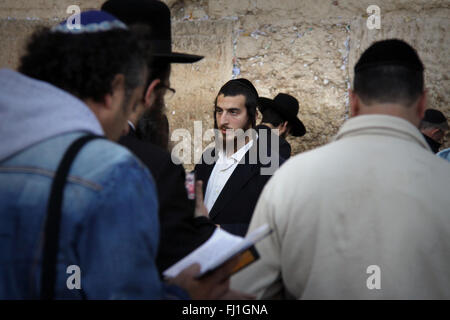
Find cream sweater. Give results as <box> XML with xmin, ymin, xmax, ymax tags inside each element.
<box><xmin>231</xmin><ymin>115</ymin><xmax>450</xmax><ymax>299</ymax></box>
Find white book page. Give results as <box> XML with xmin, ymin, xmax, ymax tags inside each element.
<box><xmin>163</xmin><ymin>224</ymin><xmax>271</xmax><ymax>279</ymax></box>
<box><xmin>163</xmin><ymin>227</ymin><xmax>243</xmax><ymax>278</ymax></box>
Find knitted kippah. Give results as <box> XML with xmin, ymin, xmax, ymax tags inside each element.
<box><xmin>51</xmin><ymin>10</ymin><xmax>128</xmax><ymax>34</ymax></box>
<box><xmin>355</xmin><ymin>39</ymin><xmax>424</xmax><ymax>73</ymax></box>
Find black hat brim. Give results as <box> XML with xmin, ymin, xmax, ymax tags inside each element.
<box><xmin>153</xmin><ymin>52</ymin><xmax>204</xmax><ymax>63</ymax></box>
<box><xmin>258</xmin><ymin>97</ymin><xmax>306</xmax><ymax>137</ymax></box>
<box><xmin>289</xmin><ymin>117</ymin><xmax>306</xmax><ymax>137</ymax></box>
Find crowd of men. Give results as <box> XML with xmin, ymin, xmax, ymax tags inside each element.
<box><xmin>0</xmin><ymin>0</ymin><xmax>449</xmax><ymax>299</ymax></box>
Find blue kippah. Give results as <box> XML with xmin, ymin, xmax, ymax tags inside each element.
<box><xmin>51</xmin><ymin>10</ymin><xmax>128</xmax><ymax>34</ymax></box>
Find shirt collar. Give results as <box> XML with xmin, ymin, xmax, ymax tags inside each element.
<box><xmin>335</xmin><ymin>114</ymin><xmax>430</xmax><ymax>151</ymax></box>
<box><xmin>128</xmin><ymin>120</ymin><xmax>136</xmax><ymax>131</ymax></box>
<box><xmin>218</xmin><ymin>136</ymin><xmax>256</xmax><ymax>164</ymax></box>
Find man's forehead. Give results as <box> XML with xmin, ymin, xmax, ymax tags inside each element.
<box><xmin>217</xmin><ymin>94</ymin><xmax>246</xmax><ymax>109</ymax></box>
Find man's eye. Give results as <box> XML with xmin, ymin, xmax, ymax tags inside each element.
<box><xmin>216</xmin><ymin>108</ymin><xmax>223</xmax><ymax>113</ymax></box>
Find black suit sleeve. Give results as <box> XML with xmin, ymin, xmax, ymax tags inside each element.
<box><xmin>155</xmin><ymin>158</ymin><xmax>216</xmax><ymax>271</ymax></box>
<box><xmin>279</xmin><ymin>137</ymin><xmax>291</xmax><ymax>160</ymax></box>
<box><xmin>119</xmin><ymin>136</ymin><xmax>216</xmax><ymax>273</ymax></box>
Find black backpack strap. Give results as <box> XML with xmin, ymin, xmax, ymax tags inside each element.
<box><xmin>40</xmin><ymin>135</ymin><xmax>103</xmax><ymax>300</ymax></box>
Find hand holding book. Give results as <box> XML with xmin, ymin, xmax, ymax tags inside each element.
<box><xmin>163</xmin><ymin>224</ymin><xmax>273</xmax><ymax>279</ymax></box>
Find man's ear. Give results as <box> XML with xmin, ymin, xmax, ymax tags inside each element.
<box><xmin>277</xmin><ymin>121</ymin><xmax>288</xmax><ymax>136</ymax></box>
<box><xmin>280</xmin><ymin>121</ymin><xmax>289</xmax><ymax>131</ymax></box>
<box><xmin>104</xmin><ymin>74</ymin><xmax>125</xmax><ymax>110</ymax></box>
<box><xmin>349</xmin><ymin>90</ymin><xmax>360</xmax><ymax>117</ymax></box>
<box><xmin>416</xmin><ymin>90</ymin><xmax>427</xmax><ymax>120</ymax></box>
<box><xmin>144</xmin><ymin>79</ymin><xmax>161</xmax><ymax>108</ymax></box>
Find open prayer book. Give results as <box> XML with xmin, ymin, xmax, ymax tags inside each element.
<box><xmin>163</xmin><ymin>224</ymin><xmax>273</xmax><ymax>279</ymax></box>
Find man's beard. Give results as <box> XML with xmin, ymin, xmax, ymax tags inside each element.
<box><xmin>136</xmin><ymin>92</ymin><xmax>170</xmax><ymax>150</ymax></box>
<box><xmin>219</xmin><ymin>122</ymin><xmax>252</xmax><ymax>152</ymax></box>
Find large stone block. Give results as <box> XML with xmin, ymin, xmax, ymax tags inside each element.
<box><xmin>209</xmin><ymin>0</ymin><xmax>447</xmax><ymax>22</ymax></box>
<box><xmin>0</xmin><ymin>19</ymin><xmax>51</xmax><ymax>69</ymax></box>
<box><xmin>235</xmin><ymin>23</ymin><xmax>350</xmax><ymax>155</ymax></box>
<box><xmin>348</xmin><ymin>10</ymin><xmax>450</xmax><ymax>148</ymax></box>
<box><xmin>167</xmin><ymin>20</ymin><xmax>234</xmax><ymax>169</ymax></box>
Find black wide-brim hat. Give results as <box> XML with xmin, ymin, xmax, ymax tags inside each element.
<box><xmin>423</xmin><ymin>109</ymin><xmax>449</xmax><ymax>129</ymax></box>
<box><xmin>258</xmin><ymin>94</ymin><xmax>306</xmax><ymax>137</ymax></box>
<box><xmin>102</xmin><ymin>0</ymin><xmax>203</xmax><ymax>63</ymax></box>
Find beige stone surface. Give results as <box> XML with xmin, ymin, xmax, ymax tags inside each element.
<box><xmin>235</xmin><ymin>24</ymin><xmax>350</xmax><ymax>154</ymax></box>
<box><xmin>208</xmin><ymin>0</ymin><xmax>448</xmax><ymax>22</ymax></box>
<box><xmin>168</xmin><ymin>20</ymin><xmax>234</xmax><ymax>170</ymax></box>
<box><xmin>348</xmin><ymin>10</ymin><xmax>450</xmax><ymax>147</ymax></box>
<box><xmin>0</xmin><ymin>0</ymin><xmax>104</xmax><ymax>19</ymax></box>
<box><xmin>0</xmin><ymin>19</ymin><xmax>51</xmax><ymax>70</ymax></box>
<box><xmin>0</xmin><ymin>0</ymin><xmax>449</xmax><ymax>164</ymax></box>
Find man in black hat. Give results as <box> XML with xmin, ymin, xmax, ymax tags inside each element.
<box><xmin>419</xmin><ymin>108</ymin><xmax>449</xmax><ymax>153</ymax></box>
<box><xmin>102</xmin><ymin>0</ymin><xmax>203</xmax><ymax>150</ymax></box>
<box><xmin>256</xmin><ymin>93</ymin><xmax>306</xmax><ymax>160</ymax></box>
<box><xmin>101</xmin><ymin>0</ymin><xmax>229</xmax><ymax>276</ymax></box>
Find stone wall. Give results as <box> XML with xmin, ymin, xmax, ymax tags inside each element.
<box><xmin>1</xmin><ymin>0</ymin><xmax>449</xmax><ymax>169</ymax></box>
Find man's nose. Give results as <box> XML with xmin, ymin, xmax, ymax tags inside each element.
<box><xmin>219</xmin><ymin>112</ymin><xmax>229</xmax><ymax>125</ymax></box>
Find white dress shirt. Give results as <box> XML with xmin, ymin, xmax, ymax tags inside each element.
<box><xmin>204</xmin><ymin>139</ymin><xmax>254</xmax><ymax>213</ymax></box>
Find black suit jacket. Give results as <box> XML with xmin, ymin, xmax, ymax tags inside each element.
<box><xmin>194</xmin><ymin>132</ymin><xmax>283</xmax><ymax>236</ymax></box>
<box><xmin>423</xmin><ymin>133</ymin><xmax>441</xmax><ymax>154</ymax></box>
<box><xmin>255</xmin><ymin>124</ymin><xmax>291</xmax><ymax>160</ymax></box>
<box><xmin>119</xmin><ymin>128</ymin><xmax>216</xmax><ymax>272</ymax></box>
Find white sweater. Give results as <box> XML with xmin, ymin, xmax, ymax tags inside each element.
<box><xmin>231</xmin><ymin>114</ymin><xmax>450</xmax><ymax>299</ymax></box>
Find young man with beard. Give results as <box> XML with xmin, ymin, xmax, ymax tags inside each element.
<box><xmin>195</xmin><ymin>79</ymin><xmax>282</xmax><ymax>236</ymax></box>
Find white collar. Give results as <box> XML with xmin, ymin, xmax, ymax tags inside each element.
<box><xmin>335</xmin><ymin>114</ymin><xmax>430</xmax><ymax>150</ymax></box>
<box><xmin>128</xmin><ymin>120</ymin><xmax>136</xmax><ymax>131</ymax></box>
<box><xmin>218</xmin><ymin>137</ymin><xmax>255</xmax><ymax>164</ymax></box>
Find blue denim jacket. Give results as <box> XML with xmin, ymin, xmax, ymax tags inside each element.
<box><xmin>437</xmin><ymin>148</ymin><xmax>450</xmax><ymax>162</ymax></box>
<box><xmin>0</xmin><ymin>69</ymin><xmax>189</xmax><ymax>299</ymax></box>
<box><xmin>0</xmin><ymin>132</ymin><xmax>173</xmax><ymax>299</ymax></box>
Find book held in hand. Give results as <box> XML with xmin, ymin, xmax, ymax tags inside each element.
<box><xmin>163</xmin><ymin>224</ymin><xmax>273</xmax><ymax>279</ymax></box>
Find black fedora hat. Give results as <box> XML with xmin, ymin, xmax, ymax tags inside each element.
<box><xmin>258</xmin><ymin>93</ymin><xmax>306</xmax><ymax>137</ymax></box>
<box><xmin>423</xmin><ymin>109</ymin><xmax>449</xmax><ymax>128</ymax></box>
<box><xmin>102</xmin><ymin>0</ymin><xmax>203</xmax><ymax>63</ymax></box>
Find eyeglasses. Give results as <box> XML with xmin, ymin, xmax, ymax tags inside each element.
<box><xmin>159</xmin><ymin>84</ymin><xmax>176</xmax><ymax>100</ymax></box>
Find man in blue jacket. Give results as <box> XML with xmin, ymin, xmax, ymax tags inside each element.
<box><xmin>0</xmin><ymin>10</ymin><xmax>238</xmax><ymax>299</ymax></box>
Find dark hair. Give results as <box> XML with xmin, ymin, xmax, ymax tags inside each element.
<box><xmin>214</xmin><ymin>79</ymin><xmax>258</xmax><ymax>128</ymax></box>
<box><xmin>128</xmin><ymin>24</ymin><xmax>172</xmax><ymax>150</ymax></box>
<box><xmin>137</xmin><ymin>109</ymin><xmax>170</xmax><ymax>150</ymax></box>
<box><xmin>18</xmin><ymin>27</ymin><xmax>147</xmax><ymax>103</ymax></box>
<box><xmin>261</xmin><ymin>108</ymin><xmax>285</xmax><ymax>127</ymax></box>
<box><xmin>353</xmin><ymin>65</ymin><xmax>424</xmax><ymax>107</ymax></box>
<box><xmin>353</xmin><ymin>39</ymin><xmax>424</xmax><ymax>107</ymax></box>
